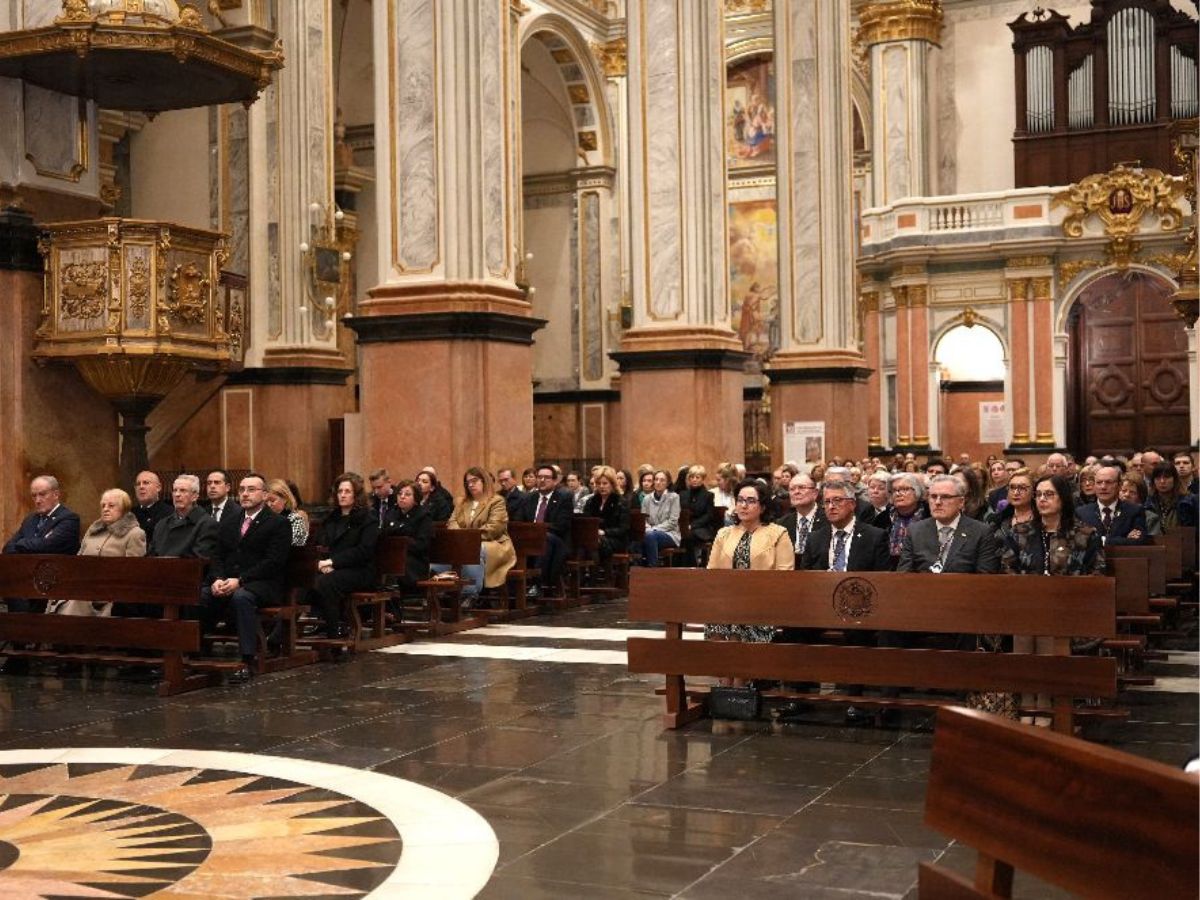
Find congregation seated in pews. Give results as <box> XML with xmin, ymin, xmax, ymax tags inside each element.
<box><xmin>0</xmin><ymin>445</ymin><xmax>1192</xmax><ymax>710</ymax></box>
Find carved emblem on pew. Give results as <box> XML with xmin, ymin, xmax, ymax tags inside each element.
<box><xmin>32</xmin><ymin>561</ymin><xmax>60</xmax><ymax>596</ymax></box>
<box><xmin>832</xmin><ymin>577</ymin><xmax>875</xmax><ymax>622</ymax></box>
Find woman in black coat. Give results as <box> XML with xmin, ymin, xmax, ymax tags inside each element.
<box><xmin>381</xmin><ymin>479</ymin><xmax>433</xmax><ymax>593</ymax></box>
<box><xmin>310</xmin><ymin>472</ymin><xmax>379</xmax><ymax>638</ymax></box>
<box><xmin>679</xmin><ymin>464</ymin><xmax>716</xmax><ymax>562</ymax></box>
<box><xmin>416</xmin><ymin>468</ymin><xmax>454</xmax><ymax>523</ymax></box>
<box><xmin>582</xmin><ymin>466</ymin><xmax>629</xmax><ymax>561</ymax></box>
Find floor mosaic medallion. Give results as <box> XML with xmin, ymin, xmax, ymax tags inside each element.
<box><xmin>0</xmin><ymin>748</ymin><xmax>498</xmax><ymax>899</ymax></box>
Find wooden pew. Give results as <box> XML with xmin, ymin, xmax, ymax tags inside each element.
<box><xmin>919</xmin><ymin>706</ymin><xmax>1198</xmax><ymax>900</ymax></box>
<box><xmin>1103</xmin><ymin>555</ymin><xmax>1154</xmax><ymax>686</ymax></box>
<box><xmin>564</xmin><ymin>516</ymin><xmax>601</xmax><ymax>607</ymax></box>
<box><xmin>400</xmin><ymin>527</ymin><xmax>486</xmax><ymax>637</ymax></box>
<box><xmin>660</xmin><ymin>509</ymin><xmax>692</xmax><ymax>567</ymax></box>
<box><xmin>0</xmin><ymin>554</ymin><xmax>213</xmax><ymax>696</ymax></box>
<box><xmin>626</xmin><ymin>569</ymin><xmax>1117</xmax><ymax>734</ymax></box>
<box><xmin>496</xmin><ymin>521</ymin><xmax>545</xmax><ymax>621</ymax></box>
<box><xmin>250</xmin><ymin>545</ymin><xmax>320</xmax><ymax>673</ymax></box>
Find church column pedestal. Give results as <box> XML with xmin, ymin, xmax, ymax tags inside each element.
<box><xmin>350</xmin><ymin>284</ymin><xmax>543</xmax><ymax>479</ymax></box>
<box><xmin>611</xmin><ymin>330</ymin><xmax>746</xmax><ymax>469</ymax></box>
<box><xmin>766</xmin><ymin>352</ymin><xmax>871</xmax><ymax>464</ymax></box>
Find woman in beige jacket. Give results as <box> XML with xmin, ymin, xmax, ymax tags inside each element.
<box><xmin>447</xmin><ymin>467</ymin><xmax>516</xmax><ymax>598</ymax></box>
<box><xmin>706</xmin><ymin>478</ymin><xmax>793</xmax><ymax>652</ymax></box>
<box><xmin>50</xmin><ymin>488</ymin><xmax>146</xmax><ymax>616</ymax></box>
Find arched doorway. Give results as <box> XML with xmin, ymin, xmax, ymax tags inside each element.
<box><xmin>1067</xmin><ymin>269</ymin><xmax>1190</xmax><ymax>456</ymax></box>
<box><xmin>518</xmin><ymin>22</ymin><xmax>616</xmax><ymax>470</ymax></box>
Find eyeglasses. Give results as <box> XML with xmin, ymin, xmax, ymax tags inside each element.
<box><xmin>734</xmin><ymin>497</ymin><xmax>760</xmax><ymax>506</ymax></box>
<box><xmin>1035</xmin><ymin>491</ymin><xmax>1059</xmax><ymax>500</ymax></box>
<box><xmin>892</xmin><ymin>486</ymin><xmax>916</xmax><ymax>495</ymax></box>
<box><xmin>1007</xmin><ymin>484</ymin><xmax>1031</xmax><ymax>493</ymax></box>
<box><xmin>928</xmin><ymin>494</ymin><xmax>962</xmax><ymax>503</ymax></box>
<box><xmin>823</xmin><ymin>497</ymin><xmax>854</xmax><ymax>506</ymax></box>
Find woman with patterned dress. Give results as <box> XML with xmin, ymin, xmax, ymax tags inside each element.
<box><xmin>265</xmin><ymin>479</ymin><xmax>309</xmax><ymax>547</ymax></box>
<box><xmin>705</xmin><ymin>479</ymin><xmax>794</xmax><ymax>672</ymax></box>
<box><xmin>998</xmin><ymin>473</ymin><xmax>1104</xmax><ymax>724</ymax></box>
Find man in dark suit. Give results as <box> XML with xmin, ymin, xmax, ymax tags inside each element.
<box><xmin>898</xmin><ymin>475</ymin><xmax>999</xmax><ymax>574</ymax></box>
<box><xmin>369</xmin><ymin>468</ymin><xmax>398</xmax><ymax>528</ymax></box>
<box><xmin>497</xmin><ymin>467</ymin><xmax>525</xmax><ymax>519</ymax></box>
<box><xmin>201</xmin><ymin>469</ymin><xmax>234</xmax><ymax>522</ymax></box>
<box><xmin>1076</xmin><ymin>465</ymin><xmax>1149</xmax><ymax>545</ymax></box>
<box><xmin>776</xmin><ymin>473</ymin><xmax>826</xmax><ymax>565</ymax></box>
<box><xmin>198</xmin><ymin>473</ymin><xmax>291</xmax><ymax>684</ymax></box>
<box><xmin>516</xmin><ymin>463</ymin><xmax>573</xmax><ymax>596</ymax></box>
<box><xmin>794</xmin><ymin>480</ymin><xmax>890</xmax><ymax>722</ymax></box>
<box><xmin>1</xmin><ymin>475</ymin><xmax>82</xmax><ymax>672</ymax></box>
<box><xmin>151</xmin><ymin>474</ymin><xmax>220</xmax><ymax>560</ymax></box>
<box><xmin>133</xmin><ymin>470</ymin><xmax>173</xmax><ymax>538</ymax></box>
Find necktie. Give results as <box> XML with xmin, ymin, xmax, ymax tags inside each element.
<box><xmin>1102</xmin><ymin>507</ymin><xmax>1113</xmax><ymax>533</ymax></box>
<box><xmin>240</xmin><ymin>515</ymin><xmax>252</xmax><ymax>537</ymax></box>
<box><xmin>535</xmin><ymin>494</ymin><xmax>548</xmax><ymax>523</ymax></box>
<box><xmin>831</xmin><ymin>529</ymin><xmax>848</xmax><ymax>572</ymax></box>
<box><xmin>796</xmin><ymin>516</ymin><xmax>810</xmax><ymax>553</ymax></box>
<box><xmin>211</xmin><ymin>504</ymin><xmax>221</xmax><ymax>521</ymax></box>
<box><xmin>937</xmin><ymin>525</ymin><xmax>954</xmax><ymax>565</ymax></box>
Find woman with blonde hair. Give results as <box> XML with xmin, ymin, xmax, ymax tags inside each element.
<box><xmin>446</xmin><ymin>467</ymin><xmax>516</xmax><ymax>603</ymax></box>
<box><xmin>582</xmin><ymin>465</ymin><xmax>629</xmax><ymax>561</ymax></box>
<box><xmin>51</xmin><ymin>489</ymin><xmax>145</xmax><ymax>616</ymax></box>
<box><xmin>265</xmin><ymin>478</ymin><xmax>309</xmax><ymax>546</ymax></box>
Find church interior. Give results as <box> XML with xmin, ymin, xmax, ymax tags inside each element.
<box><xmin>0</xmin><ymin>0</ymin><xmax>1196</xmax><ymax>897</ymax></box>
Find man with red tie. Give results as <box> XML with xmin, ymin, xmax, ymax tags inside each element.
<box><xmin>198</xmin><ymin>473</ymin><xmax>291</xmax><ymax>684</ymax></box>
<box><xmin>515</xmin><ymin>464</ymin><xmax>572</xmax><ymax>597</ymax></box>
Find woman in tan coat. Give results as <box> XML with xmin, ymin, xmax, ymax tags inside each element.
<box><xmin>447</xmin><ymin>467</ymin><xmax>516</xmax><ymax>599</ymax></box>
<box><xmin>50</xmin><ymin>488</ymin><xmax>146</xmax><ymax>616</ymax></box>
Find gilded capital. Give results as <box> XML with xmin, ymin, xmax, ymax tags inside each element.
<box><xmin>857</xmin><ymin>0</ymin><xmax>943</xmax><ymax>47</ymax></box>
<box><xmin>1031</xmin><ymin>276</ymin><xmax>1052</xmax><ymax>301</ymax></box>
<box><xmin>908</xmin><ymin>284</ymin><xmax>929</xmax><ymax>307</ymax></box>
<box><xmin>1007</xmin><ymin>278</ymin><xmax>1030</xmax><ymax>302</ymax></box>
<box><xmin>860</xmin><ymin>289</ymin><xmax>881</xmax><ymax>313</ymax></box>
<box><xmin>591</xmin><ymin>38</ymin><xmax>627</xmax><ymax>78</ymax></box>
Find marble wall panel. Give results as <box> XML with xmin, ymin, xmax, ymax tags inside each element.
<box><xmin>581</xmin><ymin>191</ymin><xmax>602</xmax><ymax>382</ymax></box>
<box><xmin>481</xmin><ymin>0</ymin><xmax>506</xmax><ymax>276</ymax></box>
<box><xmin>23</xmin><ymin>84</ymin><xmax>82</xmax><ymax>180</ymax></box>
<box><xmin>882</xmin><ymin>46</ymin><xmax>911</xmax><ymax>203</ymax></box>
<box><xmin>0</xmin><ymin>78</ymin><xmax>22</xmax><ymax>183</ymax></box>
<box><xmin>266</xmin><ymin>81</ymin><xmax>282</xmax><ymax>339</ymax></box>
<box><xmin>788</xmin><ymin>0</ymin><xmax>821</xmax><ymax>343</ymax></box>
<box><xmin>394</xmin><ymin>0</ymin><xmax>439</xmax><ymax>271</ymax></box>
<box><xmin>225</xmin><ymin>107</ymin><xmax>250</xmax><ymax>275</ymax></box>
<box><xmin>644</xmin><ymin>0</ymin><xmax>682</xmax><ymax>319</ymax></box>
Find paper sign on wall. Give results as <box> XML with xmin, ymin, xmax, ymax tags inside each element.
<box><xmin>979</xmin><ymin>401</ymin><xmax>1007</xmax><ymax>443</ymax></box>
<box><xmin>783</xmin><ymin>421</ymin><xmax>825</xmax><ymax>473</ymax></box>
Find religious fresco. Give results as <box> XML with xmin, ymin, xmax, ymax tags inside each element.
<box><xmin>726</xmin><ymin>56</ymin><xmax>775</xmax><ymax>167</ymax></box>
<box><xmin>729</xmin><ymin>199</ymin><xmax>780</xmax><ymax>371</ymax></box>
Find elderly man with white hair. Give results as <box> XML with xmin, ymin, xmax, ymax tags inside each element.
<box><xmin>151</xmin><ymin>474</ymin><xmax>221</xmax><ymax>560</ymax></box>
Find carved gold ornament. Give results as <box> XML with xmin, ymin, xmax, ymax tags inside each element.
<box><xmin>725</xmin><ymin>0</ymin><xmax>772</xmax><ymax>13</ymax></box>
<box><xmin>857</xmin><ymin>0</ymin><xmax>944</xmax><ymax>47</ymax></box>
<box><xmin>128</xmin><ymin>255</ymin><xmax>150</xmax><ymax>318</ymax></box>
<box><xmin>59</xmin><ymin>261</ymin><xmax>108</xmax><ymax>322</ymax></box>
<box><xmin>166</xmin><ymin>261</ymin><xmax>210</xmax><ymax>324</ymax></box>
<box><xmin>591</xmin><ymin>38</ymin><xmax>626</xmax><ymax>78</ymax></box>
<box><xmin>1053</xmin><ymin>164</ymin><xmax>1186</xmax><ymax>268</ymax></box>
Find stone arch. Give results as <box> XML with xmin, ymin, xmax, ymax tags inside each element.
<box><xmin>930</xmin><ymin>312</ymin><xmax>1009</xmax><ymax>361</ymax></box>
<box><xmin>1055</xmin><ymin>263</ymin><xmax>1179</xmax><ymax>336</ymax></box>
<box><xmin>519</xmin><ymin>14</ymin><xmax>614</xmax><ymax>169</ymax></box>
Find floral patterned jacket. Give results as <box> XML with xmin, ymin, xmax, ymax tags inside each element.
<box><xmin>998</xmin><ymin>520</ymin><xmax>1105</xmax><ymax>576</ymax></box>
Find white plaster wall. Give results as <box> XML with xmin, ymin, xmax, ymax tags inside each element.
<box><xmin>522</xmin><ymin>40</ymin><xmax>577</xmax><ymax>175</ymax></box>
<box><xmin>525</xmin><ymin>202</ymin><xmax>575</xmax><ymax>387</ymax></box>
<box><xmin>129</xmin><ymin>107</ymin><xmax>210</xmax><ymax>228</ymax></box>
<box><xmin>334</xmin><ymin>0</ymin><xmax>374</xmax><ymax>128</ymax></box>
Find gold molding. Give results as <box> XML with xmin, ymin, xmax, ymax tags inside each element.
<box><xmin>724</xmin><ymin>0</ymin><xmax>772</xmax><ymax>13</ymax></box>
<box><xmin>857</xmin><ymin>0</ymin><xmax>943</xmax><ymax>47</ymax></box>
<box><xmin>1031</xmin><ymin>276</ymin><xmax>1052</xmax><ymax>301</ymax></box>
<box><xmin>1053</xmin><ymin>163</ymin><xmax>1185</xmax><ymax>269</ymax></box>
<box><xmin>1006</xmin><ymin>255</ymin><xmax>1052</xmax><ymax>269</ymax></box>
<box><xmin>861</xmin><ymin>289</ymin><xmax>880</xmax><ymax>313</ymax></box>
<box><xmin>1056</xmin><ymin>258</ymin><xmax>1102</xmax><ymax>292</ymax></box>
<box><xmin>591</xmin><ymin>37</ymin><xmax>626</xmax><ymax>78</ymax></box>
<box><xmin>908</xmin><ymin>284</ymin><xmax>928</xmax><ymax>307</ymax></box>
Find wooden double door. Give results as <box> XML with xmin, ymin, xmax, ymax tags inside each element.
<box><xmin>1068</xmin><ymin>270</ymin><xmax>1191</xmax><ymax>457</ymax></box>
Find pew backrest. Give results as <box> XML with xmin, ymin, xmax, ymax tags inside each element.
<box><xmin>1106</xmin><ymin>544</ymin><xmax>1167</xmax><ymax>595</ymax></box>
<box><xmin>920</xmin><ymin>706</ymin><xmax>1199</xmax><ymax>900</ymax></box>
<box><xmin>0</xmin><ymin>554</ymin><xmax>204</xmax><ymax>607</ymax></box>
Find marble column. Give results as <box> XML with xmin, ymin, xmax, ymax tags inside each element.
<box><xmin>1031</xmin><ymin>274</ymin><xmax>1058</xmax><ymax>447</ymax></box>
<box><xmin>862</xmin><ymin>288</ymin><xmax>884</xmax><ymax>452</ymax></box>
<box><xmin>893</xmin><ymin>286</ymin><xmax>912</xmax><ymax>446</ymax></box>
<box><xmin>1006</xmin><ymin>275</ymin><xmax>1033</xmax><ymax>450</ymax></box>
<box><xmin>611</xmin><ymin>0</ymin><xmax>746</xmax><ymax>469</ymax></box>
<box><xmin>859</xmin><ymin>0</ymin><xmax>943</xmax><ymax>205</ymax></box>
<box><xmin>351</xmin><ymin>0</ymin><xmax>541</xmax><ymax>480</ymax></box>
<box><xmin>909</xmin><ymin>283</ymin><xmax>932</xmax><ymax>449</ymax></box>
<box><xmin>767</xmin><ymin>0</ymin><xmax>869</xmax><ymax>462</ymax></box>
<box><xmin>206</xmin><ymin>1</ymin><xmax>354</xmax><ymax>503</ymax></box>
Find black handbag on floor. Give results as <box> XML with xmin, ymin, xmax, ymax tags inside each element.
<box><xmin>709</xmin><ymin>686</ymin><xmax>761</xmax><ymax>720</ymax></box>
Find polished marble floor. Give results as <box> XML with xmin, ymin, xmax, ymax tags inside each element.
<box><xmin>1</xmin><ymin>603</ymin><xmax>1196</xmax><ymax>898</ymax></box>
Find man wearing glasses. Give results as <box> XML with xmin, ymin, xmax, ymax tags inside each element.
<box><xmin>897</xmin><ymin>475</ymin><xmax>998</xmax><ymax>574</ymax></box>
<box><xmin>1076</xmin><ymin>465</ymin><xmax>1149</xmax><ymax>545</ymax></box>
<box><xmin>776</xmin><ymin>473</ymin><xmax>825</xmax><ymax>565</ymax></box>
